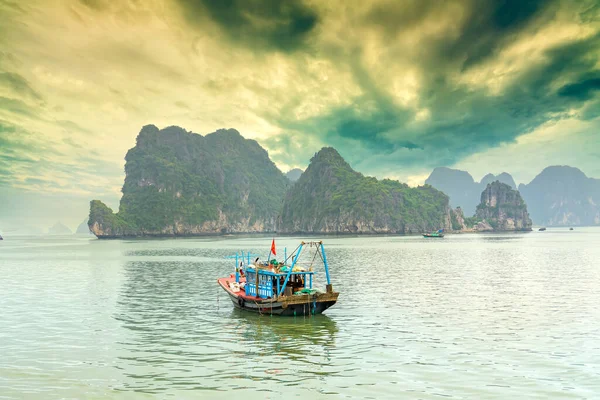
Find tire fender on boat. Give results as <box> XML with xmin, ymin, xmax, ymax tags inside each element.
<box><xmin>238</xmin><ymin>297</ymin><xmax>244</xmax><ymax>308</ymax></box>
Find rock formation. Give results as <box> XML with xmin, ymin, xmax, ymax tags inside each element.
<box><xmin>450</xmin><ymin>207</ymin><xmax>467</xmax><ymax>231</ymax></box>
<box><xmin>475</xmin><ymin>181</ymin><xmax>532</xmax><ymax>231</ymax></box>
<box><xmin>88</xmin><ymin>125</ymin><xmax>289</xmax><ymax>238</ymax></box>
<box><xmin>278</xmin><ymin>147</ymin><xmax>453</xmax><ymax>234</ymax></box>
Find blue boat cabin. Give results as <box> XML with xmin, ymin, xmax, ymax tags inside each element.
<box><xmin>226</xmin><ymin>241</ymin><xmax>331</xmax><ymax>299</ymax></box>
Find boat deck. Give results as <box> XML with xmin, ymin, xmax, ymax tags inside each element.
<box><xmin>217</xmin><ymin>275</ymin><xmax>263</xmax><ymax>301</ymax></box>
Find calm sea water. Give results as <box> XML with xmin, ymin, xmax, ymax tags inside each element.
<box><xmin>1</xmin><ymin>230</ymin><xmax>599</xmax><ymax>399</ymax></box>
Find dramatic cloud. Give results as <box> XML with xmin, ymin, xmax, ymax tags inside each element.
<box><xmin>174</xmin><ymin>0</ymin><xmax>319</xmax><ymax>52</ymax></box>
<box><xmin>0</xmin><ymin>0</ymin><xmax>599</xmax><ymax>230</ymax></box>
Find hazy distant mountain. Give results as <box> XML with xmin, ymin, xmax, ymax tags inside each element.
<box><xmin>48</xmin><ymin>222</ymin><xmax>72</xmax><ymax>235</ymax></box>
<box><xmin>519</xmin><ymin>166</ymin><xmax>600</xmax><ymax>226</ymax></box>
<box><xmin>480</xmin><ymin>172</ymin><xmax>516</xmax><ymax>189</ymax></box>
<box><xmin>425</xmin><ymin>168</ymin><xmax>518</xmax><ymax>215</ymax></box>
<box><xmin>285</xmin><ymin>168</ymin><xmax>303</xmax><ymax>182</ymax></box>
<box><xmin>75</xmin><ymin>219</ymin><xmax>92</xmax><ymax>235</ymax></box>
<box><xmin>425</xmin><ymin>167</ymin><xmax>478</xmax><ymax>215</ymax></box>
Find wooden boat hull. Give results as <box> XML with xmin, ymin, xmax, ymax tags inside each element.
<box><xmin>218</xmin><ymin>277</ymin><xmax>338</xmax><ymax>316</ymax></box>
<box><xmin>423</xmin><ymin>234</ymin><xmax>444</xmax><ymax>238</ymax></box>
<box><xmin>226</xmin><ymin>292</ymin><xmax>337</xmax><ymax>316</ymax></box>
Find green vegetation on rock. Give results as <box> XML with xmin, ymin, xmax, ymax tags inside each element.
<box><xmin>463</xmin><ymin>216</ymin><xmax>482</xmax><ymax>228</ymax></box>
<box><xmin>279</xmin><ymin>147</ymin><xmax>452</xmax><ymax>234</ymax></box>
<box><xmin>88</xmin><ymin>125</ymin><xmax>289</xmax><ymax>237</ymax></box>
<box><xmin>450</xmin><ymin>210</ymin><xmax>462</xmax><ymax>231</ymax></box>
<box><xmin>88</xmin><ymin>200</ymin><xmax>136</xmax><ymax>237</ymax></box>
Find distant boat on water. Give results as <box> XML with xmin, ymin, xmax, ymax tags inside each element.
<box><xmin>0</xmin><ymin>234</ymin><xmax>3</xmax><ymax>240</ymax></box>
<box><xmin>569</xmin><ymin>227</ymin><xmax>574</xmax><ymax>230</ymax></box>
<box><xmin>423</xmin><ymin>229</ymin><xmax>444</xmax><ymax>238</ymax></box>
<box><xmin>538</xmin><ymin>227</ymin><xmax>546</xmax><ymax>231</ymax></box>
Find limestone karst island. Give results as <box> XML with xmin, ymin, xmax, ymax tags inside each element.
<box><xmin>88</xmin><ymin>125</ymin><xmax>539</xmax><ymax>238</ymax></box>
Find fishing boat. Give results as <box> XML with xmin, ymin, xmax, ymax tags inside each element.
<box><xmin>217</xmin><ymin>240</ymin><xmax>339</xmax><ymax>316</ymax></box>
<box><xmin>538</xmin><ymin>227</ymin><xmax>547</xmax><ymax>231</ymax></box>
<box><xmin>423</xmin><ymin>229</ymin><xmax>444</xmax><ymax>238</ymax></box>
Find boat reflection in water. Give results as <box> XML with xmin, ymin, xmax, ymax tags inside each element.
<box><xmin>227</xmin><ymin>308</ymin><xmax>338</xmax><ymax>360</ymax></box>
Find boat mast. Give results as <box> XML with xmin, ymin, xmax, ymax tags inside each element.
<box><xmin>319</xmin><ymin>242</ymin><xmax>331</xmax><ymax>286</ymax></box>
<box><xmin>277</xmin><ymin>242</ymin><xmax>304</xmax><ymax>297</ymax></box>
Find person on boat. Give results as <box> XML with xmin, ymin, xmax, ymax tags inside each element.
<box><xmin>239</xmin><ymin>261</ymin><xmax>245</xmax><ymax>277</ymax></box>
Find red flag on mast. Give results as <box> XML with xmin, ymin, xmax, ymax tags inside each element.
<box><xmin>270</xmin><ymin>239</ymin><xmax>277</xmax><ymax>256</ymax></box>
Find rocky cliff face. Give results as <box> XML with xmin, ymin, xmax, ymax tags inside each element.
<box><xmin>518</xmin><ymin>166</ymin><xmax>600</xmax><ymax>226</ymax></box>
<box><xmin>475</xmin><ymin>181</ymin><xmax>532</xmax><ymax>231</ymax></box>
<box><xmin>450</xmin><ymin>207</ymin><xmax>467</xmax><ymax>231</ymax></box>
<box><xmin>279</xmin><ymin>147</ymin><xmax>453</xmax><ymax>234</ymax></box>
<box><xmin>89</xmin><ymin>125</ymin><xmax>289</xmax><ymax>238</ymax></box>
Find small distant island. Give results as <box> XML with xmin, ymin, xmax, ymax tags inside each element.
<box><xmin>48</xmin><ymin>222</ymin><xmax>72</xmax><ymax>235</ymax></box>
<box><xmin>466</xmin><ymin>181</ymin><xmax>532</xmax><ymax>231</ymax></box>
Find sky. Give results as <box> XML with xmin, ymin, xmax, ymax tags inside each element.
<box><xmin>1</xmin><ymin>0</ymin><xmax>599</xmax><ymax>232</ymax></box>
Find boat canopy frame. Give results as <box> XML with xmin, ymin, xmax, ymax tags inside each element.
<box><xmin>225</xmin><ymin>241</ymin><xmax>331</xmax><ymax>299</ymax></box>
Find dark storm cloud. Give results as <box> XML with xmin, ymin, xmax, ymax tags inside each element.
<box><xmin>446</xmin><ymin>0</ymin><xmax>550</xmax><ymax>70</ymax></box>
<box><xmin>174</xmin><ymin>0</ymin><xmax>318</xmax><ymax>52</ymax></box>
<box><xmin>265</xmin><ymin>0</ymin><xmax>600</xmax><ymax>170</ymax></box>
<box><xmin>363</xmin><ymin>0</ymin><xmax>552</xmax><ymax>70</ymax></box>
<box><xmin>558</xmin><ymin>76</ymin><xmax>600</xmax><ymax>100</ymax></box>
